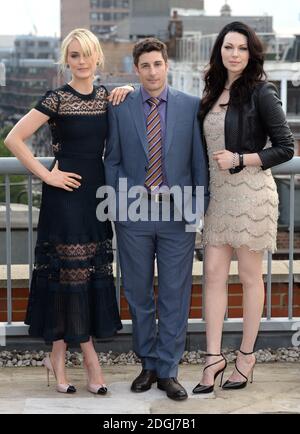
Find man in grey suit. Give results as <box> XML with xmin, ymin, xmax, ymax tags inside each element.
<box><xmin>104</xmin><ymin>38</ymin><xmax>209</xmax><ymax>400</ymax></box>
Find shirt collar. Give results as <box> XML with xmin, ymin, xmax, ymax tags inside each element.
<box><xmin>141</xmin><ymin>85</ymin><xmax>168</xmax><ymax>104</ymax></box>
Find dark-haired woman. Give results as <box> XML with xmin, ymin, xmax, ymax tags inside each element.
<box><xmin>193</xmin><ymin>22</ymin><xmax>294</xmax><ymax>394</ymax></box>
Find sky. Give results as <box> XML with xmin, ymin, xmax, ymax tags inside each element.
<box><xmin>0</xmin><ymin>0</ymin><xmax>299</xmax><ymax>37</ymax></box>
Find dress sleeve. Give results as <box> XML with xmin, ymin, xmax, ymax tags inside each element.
<box><xmin>34</xmin><ymin>90</ymin><xmax>60</xmax><ymax>118</ymax></box>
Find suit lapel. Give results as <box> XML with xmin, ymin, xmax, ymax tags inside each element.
<box><xmin>128</xmin><ymin>90</ymin><xmax>149</xmax><ymax>159</ymax></box>
<box><xmin>165</xmin><ymin>87</ymin><xmax>179</xmax><ymax>157</ymax></box>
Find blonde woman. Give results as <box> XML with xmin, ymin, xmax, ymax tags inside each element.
<box><xmin>5</xmin><ymin>29</ymin><xmax>133</xmax><ymax>394</ymax></box>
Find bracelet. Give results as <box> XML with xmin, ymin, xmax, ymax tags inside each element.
<box><xmin>239</xmin><ymin>154</ymin><xmax>244</xmax><ymax>168</ymax></box>
<box><xmin>232</xmin><ymin>152</ymin><xmax>239</xmax><ymax>169</ymax></box>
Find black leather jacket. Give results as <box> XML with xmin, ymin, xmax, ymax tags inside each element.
<box><xmin>204</xmin><ymin>81</ymin><xmax>294</xmax><ymax>174</ymax></box>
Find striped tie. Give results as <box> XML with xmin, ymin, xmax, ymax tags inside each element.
<box><xmin>145</xmin><ymin>97</ymin><xmax>163</xmax><ymax>191</ymax></box>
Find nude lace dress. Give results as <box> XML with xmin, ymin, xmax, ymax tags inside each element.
<box><xmin>202</xmin><ymin>109</ymin><xmax>279</xmax><ymax>252</ymax></box>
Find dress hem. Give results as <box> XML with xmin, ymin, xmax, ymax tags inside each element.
<box><xmin>202</xmin><ymin>241</ymin><xmax>276</xmax><ymax>253</ymax></box>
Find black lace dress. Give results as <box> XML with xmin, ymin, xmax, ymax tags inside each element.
<box><xmin>25</xmin><ymin>84</ymin><xmax>122</xmax><ymax>345</ymax></box>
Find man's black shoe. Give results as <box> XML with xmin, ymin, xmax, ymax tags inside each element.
<box><xmin>157</xmin><ymin>377</ymin><xmax>188</xmax><ymax>401</ymax></box>
<box><xmin>131</xmin><ymin>369</ymin><xmax>157</xmax><ymax>393</ymax></box>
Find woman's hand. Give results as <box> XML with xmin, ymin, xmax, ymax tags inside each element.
<box><xmin>45</xmin><ymin>162</ymin><xmax>82</xmax><ymax>192</ymax></box>
<box><xmin>108</xmin><ymin>85</ymin><xmax>134</xmax><ymax>106</ymax></box>
<box><xmin>212</xmin><ymin>150</ymin><xmax>235</xmax><ymax>170</ymax></box>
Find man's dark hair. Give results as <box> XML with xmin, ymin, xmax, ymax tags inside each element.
<box><xmin>133</xmin><ymin>38</ymin><xmax>168</xmax><ymax>66</ymax></box>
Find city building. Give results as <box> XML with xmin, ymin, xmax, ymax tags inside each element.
<box><xmin>61</xmin><ymin>0</ymin><xmax>205</xmax><ymax>40</ymax></box>
<box><xmin>93</xmin><ymin>39</ymin><xmax>137</xmax><ymax>91</ymax></box>
<box><xmin>170</xmin><ymin>0</ymin><xmax>205</xmax><ymax>16</ymax></box>
<box><xmin>13</xmin><ymin>35</ymin><xmax>59</xmax><ymax>60</ymax></box>
<box><xmin>118</xmin><ymin>0</ymin><xmax>203</xmax><ymax>41</ymax></box>
<box><xmin>0</xmin><ymin>35</ymin><xmax>60</xmax><ymax>156</ymax></box>
<box><xmin>0</xmin><ymin>35</ymin><xmax>16</xmax><ymax>60</ymax></box>
<box><xmin>117</xmin><ymin>0</ymin><xmax>273</xmax><ymax>41</ymax></box>
<box><xmin>0</xmin><ymin>36</ymin><xmax>59</xmax><ymax>115</ymax></box>
<box><xmin>61</xmin><ymin>0</ymin><xmax>130</xmax><ymax>40</ymax></box>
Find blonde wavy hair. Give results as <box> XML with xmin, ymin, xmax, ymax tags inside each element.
<box><xmin>59</xmin><ymin>28</ymin><xmax>104</xmax><ymax>71</ymax></box>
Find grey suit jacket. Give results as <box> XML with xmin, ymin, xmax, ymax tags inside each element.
<box><xmin>104</xmin><ymin>86</ymin><xmax>209</xmax><ymax>224</ymax></box>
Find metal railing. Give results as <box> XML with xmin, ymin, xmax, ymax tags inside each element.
<box><xmin>1</xmin><ymin>157</ymin><xmax>300</xmax><ymax>337</ymax></box>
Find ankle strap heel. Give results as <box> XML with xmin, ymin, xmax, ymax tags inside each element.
<box><xmin>239</xmin><ymin>350</ymin><xmax>254</xmax><ymax>356</ymax></box>
<box><xmin>192</xmin><ymin>353</ymin><xmax>227</xmax><ymax>395</ymax></box>
<box><xmin>206</xmin><ymin>353</ymin><xmax>223</xmax><ymax>357</ymax></box>
<box><xmin>222</xmin><ymin>350</ymin><xmax>256</xmax><ymax>390</ymax></box>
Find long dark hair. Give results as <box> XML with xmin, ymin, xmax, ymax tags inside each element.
<box><xmin>199</xmin><ymin>21</ymin><xmax>266</xmax><ymax>124</ymax></box>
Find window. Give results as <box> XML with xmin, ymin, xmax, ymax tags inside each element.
<box><xmin>90</xmin><ymin>0</ymin><xmax>99</xmax><ymax>7</ymax></box>
<box><xmin>116</xmin><ymin>0</ymin><xmax>128</xmax><ymax>7</ymax></box>
<box><xmin>38</xmin><ymin>41</ymin><xmax>49</xmax><ymax>48</ymax></box>
<box><xmin>103</xmin><ymin>13</ymin><xmax>111</xmax><ymax>21</ymax></box>
<box><xmin>193</xmin><ymin>77</ymin><xmax>200</xmax><ymax>94</ymax></box>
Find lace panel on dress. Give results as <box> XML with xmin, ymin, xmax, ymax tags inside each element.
<box><xmin>34</xmin><ymin>239</ymin><xmax>114</xmax><ymax>287</ymax></box>
<box><xmin>39</xmin><ymin>90</ymin><xmax>60</xmax><ymax>114</ymax></box>
<box><xmin>55</xmin><ymin>87</ymin><xmax>108</xmax><ymax>116</ymax></box>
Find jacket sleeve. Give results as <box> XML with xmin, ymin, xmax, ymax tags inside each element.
<box><xmin>104</xmin><ymin>104</ymin><xmax>121</xmax><ymax>191</ymax></box>
<box><xmin>257</xmin><ymin>82</ymin><xmax>294</xmax><ymax>170</ymax></box>
<box><xmin>192</xmin><ymin>98</ymin><xmax>210</xmax><ymax>214</ymax></box>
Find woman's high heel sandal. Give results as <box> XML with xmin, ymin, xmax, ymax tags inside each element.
<box><xmin>43</xmin><ymin>355</ymin><xmax>76</xmax><ymax>394</ymax></box>
<box><xmin>192</xmin><ymin>353</ymin><xmax>227</xmax><ymax>394</ymax></box>
<box><xmin>222</xmin><ymin>350</ymin><xmax>255</xmax><ymax>390</ymax></box>
<box><xmin>83</xmin><ymin>360</ymin><xmax>108</xmax><ymax>395</ymax></box>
